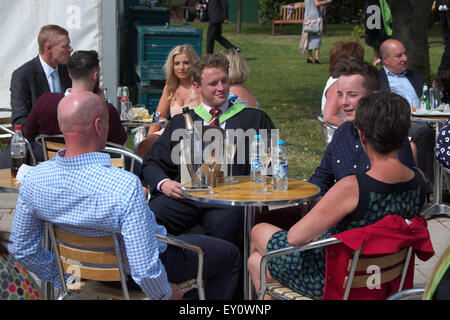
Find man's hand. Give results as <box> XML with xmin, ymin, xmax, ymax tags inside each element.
<box><xmin>224</xmin><ymin>19</ymin><xmax>228</xmax><ymax>24</ymax></box>
<box><xmin>161</xmin><ymin>180</ymin><xmax>185</xmax><ymax>199</ymax></box>
<box><xmin>169</xmin><ymin>283</ymin><xmax>184</xmax><ymax>300</ymax></box>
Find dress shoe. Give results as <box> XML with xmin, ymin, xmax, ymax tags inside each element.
<box><xmin>314</xmin><ymin>59</ymin><xmax>322</xmax><ymax>64</ymax></box>
<box><xmin>307</xmin><ymin>58</ymin><xmax>313</xmax><ymax>64</ymax></box>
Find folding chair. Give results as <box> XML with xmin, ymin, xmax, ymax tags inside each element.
<box><xmin>317</xmin><ymin>114</ymin><xmax>338</xmax><ymax>146</ymax></box>
<box><xmin>48</xmin><ymin>223</ymin><xmax>205</xmax><ymax>300</ymax></box>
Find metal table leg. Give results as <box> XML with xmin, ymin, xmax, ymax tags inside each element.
<box><xmin>244</xmin><ymin>206</ymin><xmax>256</xmax><ymax>300</ymax></box>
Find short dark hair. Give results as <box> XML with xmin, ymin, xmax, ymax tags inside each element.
<box><xmin>354</xmin><ymin>92</ymin><xmax>411</xmax><ymax>155</ymax></box>
<box><xmin>332</xmin><ymin>57</ymin><xmax>380</xmax><ymax>92</ymax></box>
<box><xmin>67</xmin><ymin>50</ymin><xmax>99</xmax><ymax>80</ymax></box>
<box><xmin>191</xmin><ymin>53</ymin><xmax>229</xmax><ymax>85</ymax></box>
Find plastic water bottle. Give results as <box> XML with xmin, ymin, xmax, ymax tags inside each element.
<box><xmin>273</xmin><ymin>140</ymin><xmax>289</xmax><ymax>190</ymax></box>
<box><xmin>10</xmin><ymin>125</ymin><xmax>27</xmax><ymax>178</ymax></box>
<box><xmin>250</xmin><ymin>135</ymin><xmax>263</xmax><ymax>183</ymax></box>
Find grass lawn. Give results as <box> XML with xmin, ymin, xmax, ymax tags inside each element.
<box><xmin>164</xmin><ymin>22</ymin><xmax>446</xmax><ymax>181</ymax></box>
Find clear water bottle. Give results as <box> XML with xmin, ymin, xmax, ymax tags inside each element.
<box><xmin>250</xmin><ymin>134</ymin><xmax>263</xmax><ymax>183</ymax></box>
<box><xmin>273</xmin><ymin>140</ymin><xmax>289</xmax><ymax>190</ymax></box>
<box><xmin>10</xmin><ymin>125</ymin><xmax>27</xmax><ymax>178</ymax></box>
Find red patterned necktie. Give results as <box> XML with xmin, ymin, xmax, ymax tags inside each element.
<box><xmin>209</xmin><ymin>108</ymin><xmax>222</xmax><ymax>126</ymax></box>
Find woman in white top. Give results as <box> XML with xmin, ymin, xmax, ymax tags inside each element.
<box><xmin>321</xmin><ymin>41</ymin><xmax>365</xmax><ymax>141</ymax></box>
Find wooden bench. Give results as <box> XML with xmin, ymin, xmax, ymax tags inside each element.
<box><xmin>271</xmin><ymin>2</ymin><xmax>327</xmax><ymax>36</ymax></box>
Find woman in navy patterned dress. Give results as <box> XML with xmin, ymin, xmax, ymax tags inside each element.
<box><xmin>248</xmin><ymin>92</ymin><xmax>428</xmax><ymax>299</ymax></box>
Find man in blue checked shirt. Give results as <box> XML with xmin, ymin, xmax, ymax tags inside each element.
<box><xmin>8</xmin><ymin>92</ymin><xmax>240</xmax><ymax>300</ymax></box>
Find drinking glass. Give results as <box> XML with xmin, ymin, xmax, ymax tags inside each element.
<box><xmin>117</xmin><ymin>86</ymin><xmax>123</xmax><ymax>105</ymax></box>
<box><xmin>410</xmin><ymin>97</ymin><xmax>419</xmax><ymax>113</ymax></box>
<box><xmin>203</xmin><ymin>141</ymin><xmax>221</xmax><ymax>195</ymax></box>
<box><xmin>225</xmin><ymin>138</ymin><xmax>238</xmax><ymax>183</ymax></box>
<box><xmin>258</xmin><ymin>145</ymin><xmax>272</xmax><ymax>194</ymax></box>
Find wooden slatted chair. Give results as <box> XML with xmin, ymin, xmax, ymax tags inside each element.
<box><xmin>48</xmin><ymin>223</ymin><xmax>205</xmax><ymax>300</ymax></box>
<box><xmin>258</xmin><ymin>236</ymin><xmax>415</xmax><ymax>300</ymax></box>
<box><xmin>317</xmin><ymin>114</ymin><xmax>338</xmax><ymax>146</ymax></box>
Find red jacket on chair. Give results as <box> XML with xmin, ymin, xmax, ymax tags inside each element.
<box><xmin>322</xmin><ymin>215</ymin><xmax>435</xmax><ymax>300</ymax></box>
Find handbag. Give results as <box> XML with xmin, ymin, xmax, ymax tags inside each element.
<box><xmin>303</xmin><ymin>17</ymin><xmax>321</xmax><ymax>34</ymax></box>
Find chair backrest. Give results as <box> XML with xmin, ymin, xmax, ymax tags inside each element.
<box><xmin>317</xmin><ymin>114</ymin><xmax>338</xmax><ymax>146</ymax></box>
<box><xmin>35</xmin><ymin>134</ymin><xmax>65</xmax><ymax>161</ymax></box>
<box><xmin>280</xmin><ymin>2</ymin><xmax>305</xmax><ymax>21</ymax></box>
<box><xmin>341</xmin><ymin>246</ymin><xmax>413</xmax><ymax>299</ymax></box>
<box><xmin>34</xmin><ymin>134</ymin><xmax>141</xmax><ymax>172</ymax></box>
<box><xmin>102</xmin><ymin>145</ymin><xmax>143</xmax><ymax>173</ymax></box>
<box><xmin>47</xmin><ymin>223</ymin><xmax>131</xmax><ymax>299</ymax></box>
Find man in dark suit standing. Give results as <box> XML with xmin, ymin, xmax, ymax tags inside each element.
<box><xmin>437</xmin><ymin>0</ymin><xmax>450</xmax><ymax>43</ymax></box>
<box><xmin>10</xmin><ymin>24</ymin><xmax>73</xmax><ymax>128</ymax></box>
<box><xmin>378</xmin><ymin>39</ymin><xmax>435</xmax><ymax>185</ymax></box>
<box><xmin>2</xmin><ymin>25</ymin><xmax>73</xmax><ymax>168</ymax></box>
<box><xmin>198</xmin><ymin>0</ymin><xmax>240</xmax><ymax>54</ymax></box>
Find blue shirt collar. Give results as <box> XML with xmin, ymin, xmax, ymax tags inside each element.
<box><xmin>55</xmin><ymin>150</ymin><xmax>111</xmax><ymax>169</ymax></box>
<box><xmin>384</xmin><ymin>66</ymin><xmax>407</xmax><ymax>78</ymax></box>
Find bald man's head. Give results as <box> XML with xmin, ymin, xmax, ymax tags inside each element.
<box><xmin>58</xmin><ymin>92</ymin><xmax>108</xmax><ymax>133</ymax></box>
<box><xmin>380</xmin><ymin>39</ymin><xmax>408</xmax><ymax>75</ymax></box>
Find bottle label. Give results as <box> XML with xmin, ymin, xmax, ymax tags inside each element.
<box><xmin>274</xmin><ymin>164</ymin><xmax>288</xmax><ymax>178</ymax></box>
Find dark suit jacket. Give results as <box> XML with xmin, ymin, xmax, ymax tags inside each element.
<box><xmin>142</xmin><ymin>105</ymin><xmax>276</xmax><ymax>195</ymax></box>
<box><xmin>378</xmin><ymin>67</ymin><xmax>425</xmax><ymax>98</ymax></box>
<box><xmin>207</xmin><ymin>0</ymin><xmax>229</xmax><ymax>24</ymax></box>
<box><xmin>10</xmin><ymin>55</ymin><xmax>71</xmax><ymax>128</ymax></box>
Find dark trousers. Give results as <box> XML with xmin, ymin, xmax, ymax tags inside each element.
<box><xmin>409</xmin><ymin>122</ymin><xmax>435</xmax><ymax>185</ymax></box>
<box><xmin>439</xmin><ymin>12</ymin><xmax>450</xmax><ymax>42</ymax></box>
<box><xmin>206</xmin><ymin>22</ymin><xmax>236</xmax><ymax>54</ymax></box>
<box><xmin>161</xmin><ymin>233</ymin><xmax>240</xmax><ymax>300</ymax></box>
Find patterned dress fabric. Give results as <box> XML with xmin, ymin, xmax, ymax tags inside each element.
<box><xmin>266</xmin><ymin>169</ymin><xmax>427</xmax><ymax>299</ymax></box>
<box><xmin>0</xmin><ymin>254</ymin><xmax>42</xmax><ymax>300</ymax></box>
<box><xmin>435</xmin><ymin>121</ymin><xmax>450</xmax><ymax>167</ymax></box>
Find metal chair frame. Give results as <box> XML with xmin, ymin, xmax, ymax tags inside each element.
<box><xmin>317</xmin><ymin>114</ymin><xmax>338</xmax><ymax>146</ymax></box>
<box><xmin>258</xmin><ymin>236</ymin><xmax>413</xmax><ymax>300</ymax></box>
<box><xmin>48</xmin><ymin>223</ymin><xmax>206</xmax><ymax>300</ymax></box>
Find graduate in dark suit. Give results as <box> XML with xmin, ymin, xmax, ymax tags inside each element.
<box><xmin>142</xmin><ymin>53</ymin><xmax>275</xmax><ymax>249</ymax></box>
<box><xmin>1</xmin><ymin>25</ymin><xmax>73</xmax><ymax>168</ymax></box>
<box><xmin>10</xmin><ymin>24</ymin><xmax>72</xmax><ymax>128</ymax></box>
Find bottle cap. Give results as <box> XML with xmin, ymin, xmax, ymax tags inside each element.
<box><xmin>254</xmin><ymin>134</ymin><xmax>261</xmax><ymax>139</ymax></box>
<box><xmin>14</xmin><ymin>125</ymin><xmax>22</xmax><ymax>131</ymax></box>
<box><xmin>182</xmin><ymin>107</ymin><xmax>190</xmax><ymax>113</ymax></box>
<box><xmin>278</xmin><ymin>140</ymin><xmax>285</xmax><ymax>145</ymax></box>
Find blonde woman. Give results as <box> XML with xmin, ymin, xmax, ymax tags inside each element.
<box><xmin>222</xmin><ymin>48</ymin><xmax>258</xmax><ymax>108</ymax></box>
<box><xmin>147</xmin><ymin>44</ymin><xmax>201</xmax><ymax>136</ymax></box>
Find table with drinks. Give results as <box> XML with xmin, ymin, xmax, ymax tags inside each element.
<box><xmin>411</xmin><ymin>82</ymin><xmax>450</xmax><ymax>216</ymax></box>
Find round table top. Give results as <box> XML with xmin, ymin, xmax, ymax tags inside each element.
<box><xmin>121</xmin><ymin>118</ymin><xmax>167</xmax><ymax>128</ymax></box>
<box><xmin>181</xmin><ymin>176</ymin><xmax>321</xmax><ymax>207</ymax></box>
<box><xmin>411</xmin><ymin>114</ymin><xmax>448</xmax><ymax>124</ymax></box>
<box><xmin>0</xmin><ymin>168</ymin><xmax>19</xmax><ymax>192</ymax></box>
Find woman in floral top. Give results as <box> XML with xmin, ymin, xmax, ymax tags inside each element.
<box><xmin>0</xmin><ymin>232</ymin><xmax>42</xmax><ymax>300</ymax></box>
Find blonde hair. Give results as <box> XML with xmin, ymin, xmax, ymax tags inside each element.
<box><xmin>222</xmin><ymin>49</ymin><xmax>249</xmax><ymax>85</ymax></box>
<box><xmin>164</xmin><ymin>44</ymin><xmax>199</xmax><ymax>104</ymax></box>
<box><xmin>38</xmin><ymin>24</ymin><xmax>69</xmax><ymax>54</ymax></box>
